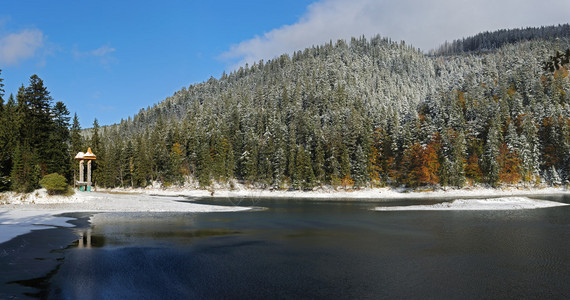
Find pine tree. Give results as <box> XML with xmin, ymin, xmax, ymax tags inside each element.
<box><xmin>69</xmin><ymin>113</ymin><xmax>84</xmax><ymax>183</ymax></box>
<box><xmin>169</xmin><ymin>142</ymin><xmax>186</xmax><ymax>185</ymax></box>
<box><xmin>440</xmin><ymin>129</ymin><xmax>466</xmax><ymax>187</ymax></box>
<box><xmin>105</xmin><ymin>133</ymin><xmax>123</xmax><ymax>187</ymax></box>
<box><xmin>313</xmin><ymin>140</ymin><xmax>326</xmax><ymax>185</ymax></box>
<box><xmin>257</xmin><ymin>135</ymin><xmax>273</xmax><ymax>188</ymax></box>
<box><xmin>0</xmin><ymin>95</ymin><xmax>16</xmax><ymax>186</ymax></box>
<box><xmin>286</xmin><ymin>126</ymin><xmax>297</xmax><ymax>184</ymax></box>
<box><xmin>212</xmin><ymin>136</ymin><xmax>232</xmax><ymax>183</ymax></box>
<box><xmin>18</xmin><ymin>75</ymin><xmax>53</xmax><ymax>162</ymax></box>
<box><xmin>149</xmin><ymin>114</ymin><xmax>169</xmax><ymax>183</ymax></box>
<box><xmin>519</xmin><ymin>114</ymin><xmax>540</xmax><ymax>183</ymax></box>
<box><xmin>0</xmin><ymin>69</ymin><xmax>4</xmax><ymax>103</ymax></box>
<box><xmin>91</xmin><ymin>119</ymin><xmax>101</xmax><ymax>154</ymax></box>
<box><xmin>134</xmin><ymin>132</ymin><xmax>151</xmax><ymax>186</ymax></box>
<box><xmin>270</xmin><ymin>116</ymin><xmax>287</xmax><ymax>188</ymax></box>
<box><xmin>91</xmin><ymin>119</ymin><xmax>104</xmax><ymax>187</ymax></box>
<box><xmin>0</xmin><ymin>70</ymin><xmax>10</xmax><ymax>190</ymax></box>
<box><xmin>11</xmin><ymin>142</ymin><xmax>40</xmax><ymax>193</ymax></box>
<box><xmin>70</xmin><ymin>113</ymin><xmax>84</xmax><ymax>155</ymax></box>
<box><xmin>339</xmin><ymin>144</ymin><xmax>353</xmax><ymax>188</ymax></box>
<box><xmin>327</xmin><ymin>146</ymin><xmax>341</xmax><ymax>187</ymax></box>
<box><xmin>293</xmin><ymin>144</ymin><xmax>316</xmax><ymax>189</ymax></box>
<box><xmin>368</xmin><ymin>128</ymin><xmax>384</xmax><ymax>186</ymax></box>
<box><xmin>197</xmin><ymin>137</ymin><xmax>212</xmax><ymax>187</ymax></box>
<box><xmin>352</xmin><ymin>145</ymin><xmax>368</xmax><ymax>187</ymax></box>
<box><xmin>124</xmin><ymin>140</ymin><xmax>135</xmax><ymax>187</ymax></box>
<box><xmin>484</xmin><ymin>119</ymin><xmax>502</xmax><ymax>186</ymax></box>
<box><xmin>47</xmin><ymin>101</ymin><xmax>71</xmax><ymax>178</ymax></box>
<box><xmin>10</xmin><ymin>75</ymin><xmax>60</xmax><ymax>190</ymax></box>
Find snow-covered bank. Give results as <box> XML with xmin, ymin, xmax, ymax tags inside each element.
<box><xmin>374</xmin><ymin>197</ymin><xmax>569</xmax><ymax>211</ymax></box>
<box><xmin>0</xmin><ymin>190</ymin><xmax>252</xmax><ymax>212</ymax></box>
<box><xmin>0</xmin><ymin>190</ymin><xmax>251</xmax><ymax>244</ymax></box>
<box><xmin>100</xmin><ymin>185</ymin><xmax>570</xmax><ymax>200</ymax></box>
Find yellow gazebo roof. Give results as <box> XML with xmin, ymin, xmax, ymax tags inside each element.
<box><xmin>75</xmin><ymin>147</ymin><xmax>97</xmax><ymax>160</ymax></box>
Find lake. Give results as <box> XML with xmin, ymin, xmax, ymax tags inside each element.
<box><xmin>2</xmin><ymin>195</ymin><xmax>570</xmax><ymax>299</ymax></box>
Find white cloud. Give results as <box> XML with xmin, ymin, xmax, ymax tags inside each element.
<box><xmin>90</xmin><ymin>45</ymin><xmax>116</xmax><ymax>57</ymax></box>
<box><xmin>221</xmin><ymin>0</ymin><xmax>570</xmax><ymax>70</ymax></box>
<box><xmin>0</xmin><ymin>29</ymin><xmax>44</xmax><ymax>65</ymax></box>
<box><xmin>73</xmin><ymin>44</ymin><xmax>117</xmax><ymax>67</ymax></box>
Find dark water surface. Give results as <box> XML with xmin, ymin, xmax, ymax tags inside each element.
<box><xmin>6</xmin><ymin>195</ymin><xmax>570</xmax><ymax>299</ymax></box>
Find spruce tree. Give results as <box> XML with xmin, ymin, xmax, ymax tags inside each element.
<box><xmin>124</xmin><ymin>140</ymin><xmax>135</xmax><ymax>187</ymax></box>
<box><xmin>352</xmin><ymin>145</ymin><xmax>368</xmax><ymax>187</ymax></box>
<box><xmin>313</xmin><ymin>140</ymin><xmax>326</xmax><ymax>185</ymax></box>
<box><xmin>11</xmin><ymin>142</ymin><xmax>40</xmax><ymax>193</ymax></box>
<box><xmin>0</xmin><ymin>71</ymin><xmax>7</xmax><ymax>190</ymax></box>
<box><xmin>149</xmin><ymin>114</ymin><xmax>169</xmax><ymax>183</ymax></box>
<box><xmin>0</xmin><ymin>95</ymin><xmax>15</xmax><ymax>177</ymax></box>
<box><xmin>70</xmin><ymin>113</ymin><xmax>84</xmax><ymax>155</ymax></box>
<box><xmin>484</xmin><ymin>120</ymin><xmax>502</xmax><ymax>186</ymax></box>
<box><xmin>91</xmin><ymin>119</ymin><xmax>104</xmax><ymax>187</ymax></box>
<box><xmin>134</xmin><ymin>132</ymin><xmax>151</xmax><ymax>186</ymax></box>
<box><xmin>0</xmin><ymin>69</ymin><xmax>4</xmax><ymax>103</ymax></box>
<box><xmin>18</xmin><ymin>75</ymin><xmax>53</xmax><ymax>161</ymax></box>
<box><xmin>11</xmin><ymin>75</ymin><xmax>57</xmax><ymax>190</ymax></box>
<box><xmin>339</xmin><ymin>144</ymin><xmax>352</xmax><ymax>188</ymax></box>
<box><xmin>47</xmin><ymin>101</ymin><xmax>71</xmax><ymax>178</ymax></box>
<box><xmin>197</xmin><ymin>139</ymin><xmax>212</xmax><ymax>187</ymax></box>
<box><xmin>286</xmin><ymin>127</ymin><xmax>297</xmax><ymax>184</ymax></box>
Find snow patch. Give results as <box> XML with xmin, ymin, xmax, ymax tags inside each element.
<box><xmin>0</xmin><ymin>210</ymin><xmax>76</xmax><ymax>244</ymax></box>
<box><xmin>375</xmin><ymin>197</ymin><xmax>569</xmax><ymax>211</ymax></box>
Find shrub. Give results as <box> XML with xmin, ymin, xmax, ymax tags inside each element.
<box><xmin>39</xmin><ymin>173</ymin><xmax>68</xmax><ymax>195</ymax></box>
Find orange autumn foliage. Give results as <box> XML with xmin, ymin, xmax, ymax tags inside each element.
<box><xmin>498</xmin><ymin>143</ymin><xmax>521</xmax><ymax>184</ymax></box>
<box><xmin>400</xmin><ymin>141</ymin><xmax>440</xmax><ymax>187</ymax></box>
<box><xmin>368</xmin><ymin>144</ymin><xmax>382</xmax><ymax>185</ymax></box>
<box><xmin>341</xmin><ymin>174</ymin><xmax>354</xmax><ymax>189</ymax></box>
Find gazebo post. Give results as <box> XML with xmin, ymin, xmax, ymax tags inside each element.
<box><xmin>75</xmin><ymin>148</ymin><xmax>96</xmax><ymax>191</ymax></box>
<box><xmin>87</xmin><ymin>160</ymin><xmax>92</xmax><ymax>191</ymax></box>
<box><xmin>79</xmin><ymin>160</ymin><xmax>85</xmax><ymax>182</ymax></box>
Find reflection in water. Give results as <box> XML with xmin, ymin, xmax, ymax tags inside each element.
<box><xmin>76</xmin><ymin>229</ymin><xmax>92</xmax><ymax>248</ymax></box>
<box><xmin>75</xmin><ymin>229</ymin><xmax>107</xmax><ymax>248</ymax></box>
<box><xmin>79</xmin><ymin>212</ymin><xmax>242</xmax><ymax>248</ymax></box>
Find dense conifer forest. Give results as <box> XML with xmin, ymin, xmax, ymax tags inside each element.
<box><xmin>1</xmin><ymin>25</ymin><xmax>569</xmax><ymax>192</ymax></box>
<box><xmin>0</xmin><ymin>74</ymin><xmax>72</xmax><ymax>192</ymax></box>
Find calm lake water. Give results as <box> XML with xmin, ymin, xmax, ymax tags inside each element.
<box><xmin>3</xmin><ymin>195</ymin><xmax>570</xmax><ymax>299</ymax></box>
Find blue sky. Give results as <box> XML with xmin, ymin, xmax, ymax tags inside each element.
<box><xmin>2</xmin><ymin>0</ymin><xmax>569</xmax><ymax>126</ymax></box>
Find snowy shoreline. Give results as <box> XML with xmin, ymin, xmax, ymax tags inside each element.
<box><xmin>0</xmin><ymin>190</ymin><xmax>251</xmax><ymax>244</ymax></box>
<box><xmin>97</xmin><ymin>185</ymin><xmax>570</xmax><ymax>201</ymax></box>
<box><xmin>375</xmin><ymin>197</ymin><xmax>570</xmax><ymax>211</ymax></box>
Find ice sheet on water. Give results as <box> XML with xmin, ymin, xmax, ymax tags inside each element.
<box><xmin>0</xmin><ymin>210</ymin><xmax>76</xmax><ymax>244</ymax></box>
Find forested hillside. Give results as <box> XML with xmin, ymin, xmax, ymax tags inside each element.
<box><xmin>3</xmin><ymin>25</ymin><xmax>570</xmax><ymax>192</ymax></box>
<box><xmin>432</xmin><ymin>24</ymin><xmax>570</xmax><ymax>55</ymax></box>
<box><xmin>82</xmin><ymin>25</ymin><xmax>569</xmax><ymax>190</ymax></box>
